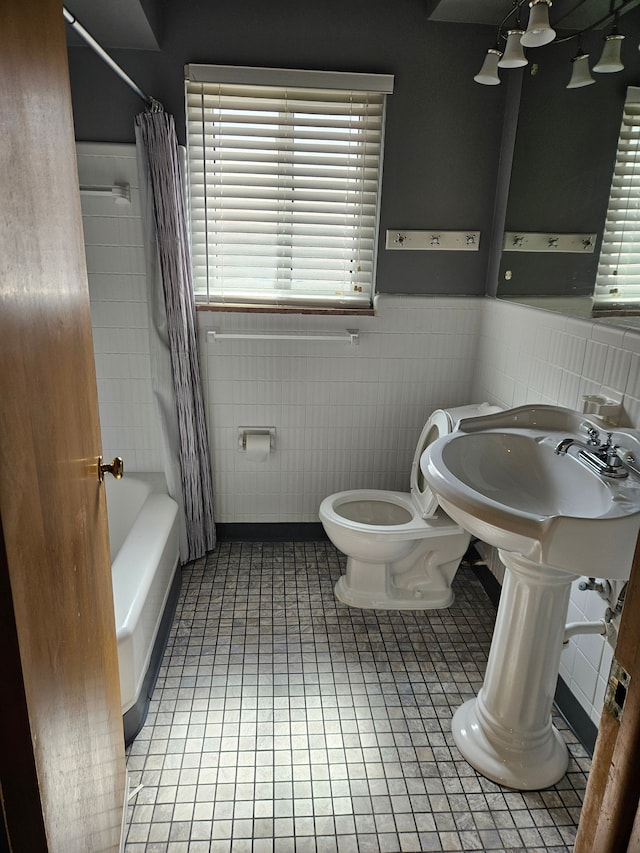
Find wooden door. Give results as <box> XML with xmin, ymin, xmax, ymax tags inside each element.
<box><xmin>574</xmin><ymin>536</ymin><xmax>640</xmax><ymax>852</ymax></box>
<box><xmin>0</xmin><ymin>0</ymin><xmax>126</xmax><ymax>850</ymax></box>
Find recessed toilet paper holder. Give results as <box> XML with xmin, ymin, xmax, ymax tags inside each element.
<box><xmin>238</xmin><ymin>426</ymin><xmax>277</xmax><ymax>451</ymax></box>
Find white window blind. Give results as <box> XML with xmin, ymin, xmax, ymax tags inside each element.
<box><xmin>185</xmin><ymin>65</ymin><xmax>393</xmax><ymax>308</ymax></box>
<box><xmin>594</xmin><ymin>87</ymin><xmax>640</xmax><ymax>309</ymax></box>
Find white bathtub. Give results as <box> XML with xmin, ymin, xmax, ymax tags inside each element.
<box><xmin>106</xmin><ymin>473</ymin><xmax>180</xmax><ymax>744</ymax></box>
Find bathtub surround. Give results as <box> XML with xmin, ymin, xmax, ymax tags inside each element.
<box><xmin>125</xmin><ymin>568</ymin><xmax>181</xmax><ymax>745</ymax></box>
<box><xmin>135</xmin><ymin>111</ymin><xmax>216</xmax><ymax>562</ymax></box>
<box><xmin>78</xmin><ymin>143</ymin><xmax>165</xmax><ymax>471</ymax></box>
<box><xmin>106</xmin><ymin>473</ymin><xmax>181</xmax><ymax>744</ymax></box>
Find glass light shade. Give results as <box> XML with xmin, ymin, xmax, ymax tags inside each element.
<box><xmin>567</xmin><ymin>53</ymin><xmax>595</xmax><ymax>88</ymax></box>
<box><xmin>521</xmin><ymin>0</ymin><xmax>556</xmax><ymax>48</ymax></box>
<box><xmin>474</xmin><ymin>49</ymin><xmax>502</xmax><ymax>85</ymax></box>
<box><xmin>498</xmin><ymin>30</ymin><xmax>528</xmax><ymax>68</ymax></box>
<box><xmin>593</xmin><ymin>34</ymin><xmax>625</xmax><ymax>72</ymax></box>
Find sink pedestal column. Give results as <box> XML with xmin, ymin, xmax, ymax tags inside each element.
<box><xmin>452</xmin><ymin>551</ymin><xmax>578</xmax><ymax>790</ymax></box>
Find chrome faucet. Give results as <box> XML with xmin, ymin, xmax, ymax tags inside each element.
<box><xmin>554</xmin><ymin>436</ymin><xmax>590</xmax><ymax>455</ymax></box>
<box><xmin>555</xmin><ymin>428</ymin><xmax>629</xmax><ymax>478</ymax></box>
<box><xmin>555</xmin><ymin>424</ymin><xmax>601</xmax><ymax>455</ymax></box>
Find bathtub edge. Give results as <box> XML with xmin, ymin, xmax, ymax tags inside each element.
<box><xmin>123</xmin><ymin>563</ymin><xmax>181</xmax><ymax>747</ymax></box>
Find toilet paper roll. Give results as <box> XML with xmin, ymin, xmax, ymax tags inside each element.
<box><xmin>245</xmin><ymin>432</ymin><xmax>271</xmax><ymax>462</ymax></box>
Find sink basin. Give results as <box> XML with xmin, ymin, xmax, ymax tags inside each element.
<box><xmin>419</xmin><ymin>404</ymin><xmax>640</xmax><ymax>790</ymax></box>
<box><xmin>422</xmin><ymin>404</ymin><xmax>640</xmax><ymax>579</ymax></box>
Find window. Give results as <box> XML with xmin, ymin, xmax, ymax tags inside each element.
<box><xmin>185</xmin><ymin>65</ymin><xmax>393</xmax><ymax>309</ymax></box>
<box><xmin>594</xmin><ymin>86</ymin><xmax>640</xmax><ymax>313</ymax></box>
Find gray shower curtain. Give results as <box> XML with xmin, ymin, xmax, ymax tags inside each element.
<box><xmin>135</xmin><ymin>108</ymin><xmax>216</xmax><ymax>562</ymax></box>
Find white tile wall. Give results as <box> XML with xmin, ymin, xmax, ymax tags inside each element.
<box><xmin>198</xmin><ymin>296</ymin><xmax>482</xmax><ymax>522</ymax></box>
<box><xmin>77</xmin><ymin>143</ymin><xmax>164</xmax><ymax>473</ymax></box>
<box><xmin>474</xmin><ymin>297</ymin><xmax>640</xmax><ymax>726</ymax></box>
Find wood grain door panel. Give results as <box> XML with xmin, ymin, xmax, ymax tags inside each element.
<box><xmin>0</xmin><ymin>0</ymin><xmax>126</xmax><ymax>849</ymax></box>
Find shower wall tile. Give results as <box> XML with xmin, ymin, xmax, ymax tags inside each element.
<box><xmin>78</xmin><ymin>142</ymin><xmax>164</xmax><ymax>473</ymax></box>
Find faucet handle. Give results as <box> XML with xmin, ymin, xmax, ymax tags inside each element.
<box><xmin>581</xmin><ymin>424</ymin><xmax>601</xmax><ymax>446</ymax></box>
<box><xmin>603</xmin><ymin>433</ymin><xmax>622</xmax><ymax>465</ymax></box>
<box><xmin>607</xmin><ymin>448</ymin><xmax>623</xmax><ymax>468</ymax></box>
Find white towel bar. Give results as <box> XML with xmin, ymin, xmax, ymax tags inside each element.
<box><xmin>79</xmin><ymin>183</ymin><xmax>131</xmax><ymax>204</ymax></box>
<box><xmin>208</xmin><ymin>329</ymin><xmax>359</xmax><ymax>345</ymax></box>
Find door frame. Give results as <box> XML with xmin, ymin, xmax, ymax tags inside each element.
<box><xmin>575</xmin><ymin>534</ymin><xmax>640</xmax><ymax>851</ymax></box>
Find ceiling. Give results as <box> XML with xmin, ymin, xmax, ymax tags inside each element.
<box><xmin>63</xmin><ymin>0</ymin><xmax>161</xmax><ymax>50</ymax></box>
<box><xmin>63</xmin><ymin>0</ymin><xmax>640</xmax><ymax>52</ymax></box>
<box><xmin>426</xmin><ymin>0</ymin><xmax>640</xmax><ymax>30</ymax></box>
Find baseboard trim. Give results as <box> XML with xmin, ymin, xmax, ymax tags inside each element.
<box><xmin>216</xmin><ymin>522</ymin><xmax>328</xmax><ymax>542</ymax></box>
<box><xmin>553</xmin><ymin>676</ymin><xmax>598</xmax><ymax>755</ymax></box>
<box><xmin>471</xmin><ymin>562</ymin><xmax>502</xmax><ymax>608</ymax></box>
<box><xmin>469</xmin><ymin>563</ymin><xmax>598</xmax><ymax>757</ymax></box>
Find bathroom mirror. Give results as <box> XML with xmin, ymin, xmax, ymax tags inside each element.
<box><xmin>496</xmin><ymin>5</ymin><xmax>640</xmax><ymax>323</ymax></box>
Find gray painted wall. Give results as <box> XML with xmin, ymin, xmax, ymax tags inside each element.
<box><xmin>498</xmin><ymin>6</ymin><xmax>640</xmax><ymax>299</ymax></box>
<box><xmin>66</xmin><ymin>0</ymin><xmax>506</xmax><ymax>296</ymax></box>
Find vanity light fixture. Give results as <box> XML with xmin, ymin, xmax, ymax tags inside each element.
<box><xmin>567</xmin><ymin>37</ymin><xmax>596</xmax><ymax>87</ymax></box>
<box><xmin>474</xmin><ymin>0</ymin><xmax>631</xmax><ymax>88</ymax></box>
<box><xmin>474</xmin><ymin>47</ymin><xmax>503</xmax><ymax>84</ymax></box>
<box><xmin>593</xmin><ymin>9</ymin><xmax>625</xmax><ymax>72</ymax></box>
<box><xmin>567</xmin><ymin>51</ymin><xmax>596</xmax><ymax>87</ymax></box>
<box><xmin>498</xmin><ymin>29</ymin><xmax>528</xmax><ymax>67</ymax></box>
<box><xmin>593</xmin><ymin>32</ymin><xmax>625</xmax><ymax>71</ymax></box>
<box><xmin>521</xmin><ymin>0</ymin><xmax>556</xmax><ymax>47</ymax></box>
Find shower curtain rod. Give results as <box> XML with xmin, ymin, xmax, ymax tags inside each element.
<box><xmin>63</xmin><ymin>6</ymin><xmax>156</xmax><ymax>108</ymax></box>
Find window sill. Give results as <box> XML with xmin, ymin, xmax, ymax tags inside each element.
<box><xmin>593</xmin><ymin>306</ymin><xmax>640</xmax><ymax>317</ymax></box>
<box><xmin>196</xmin><ymin>303</ymin><xmax>375</xmax><ymax>316</ymax></box>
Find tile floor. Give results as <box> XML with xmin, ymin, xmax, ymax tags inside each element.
<box><xmin>124</xmin><ymin>541</ymin><xmax>591</xmax><ymax>853</ymax></box>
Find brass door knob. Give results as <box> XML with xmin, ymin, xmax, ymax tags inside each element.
<box><xmin>98</xmin><ymin>456</ymin><xmax>124</xmax><ymax>482</ymax></box>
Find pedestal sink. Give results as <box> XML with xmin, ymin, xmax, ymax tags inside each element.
<box><xmin>421</xmin><ymin>405</ymin><xmax>640</xmax><ymax>790</ymax></box>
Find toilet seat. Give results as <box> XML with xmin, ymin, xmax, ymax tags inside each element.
<box><xmin>325</xmin><ymin>488</ymin><xmax>467</xmax><ymax>540</ymax></box>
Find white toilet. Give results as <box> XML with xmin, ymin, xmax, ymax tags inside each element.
<box><xmin>319</xmin><ymin>403</ymin><xmax>502</xmax><ymax>610</ymax></box>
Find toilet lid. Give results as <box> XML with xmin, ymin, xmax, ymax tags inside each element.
<box><xmin>409</xmin><ymin>403</ymin><xmax>503</xmax><ymax>518</ymax></box>
<box><xmin>409</xmin><ymin>410</ymin><xmax>452</xmax><ymax>519</ymax></box>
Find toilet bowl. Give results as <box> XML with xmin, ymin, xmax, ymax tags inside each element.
<box><xmin>319</xmin><ymin>403</ymin><xmax>502</xmax><ymax>610</ymax></box>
